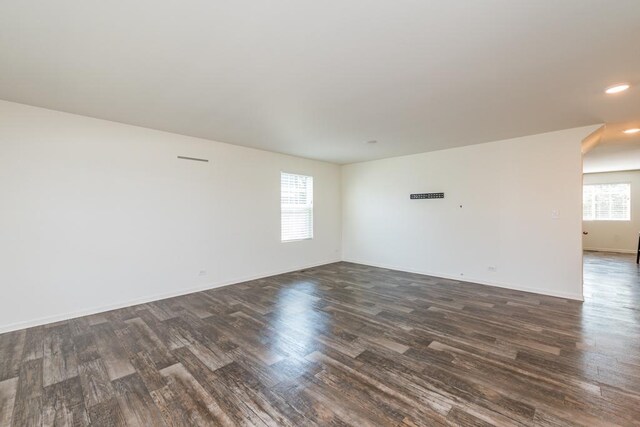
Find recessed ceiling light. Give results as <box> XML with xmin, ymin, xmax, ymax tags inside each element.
<box><xmin>623</xmin><ymin>128</ymin><xmax>640</xmax><ymax>134</ymax></box>
<box><xmin>605</xmin><ymin>83</ymin><xmax>630</xmax><ymax>94</ymax></box>
<box><xmin>366</xmin><ymin>140</ymin><xmax>378</xmax><ymax>144</ymax></box>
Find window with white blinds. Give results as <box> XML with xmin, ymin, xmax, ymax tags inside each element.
<box><xmin>281</xmin><ymin>172</ymin><xmax>313</xmax><ymax>242</ymax></box>
<box><xmin>583</xmin><ymin>183</ymin><xmax>630</xmax><ymax>221</ymax></box>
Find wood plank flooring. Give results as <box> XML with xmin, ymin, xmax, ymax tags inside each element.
<box><xmin>1</xmin><ymin>251</ymin><xmax>639</xmax><ymax>426</ymax></box>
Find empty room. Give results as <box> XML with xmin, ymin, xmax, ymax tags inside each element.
<box><xmin>1</xmin><ymin>1</ymin><xmax>640</xmax><ymax>426</ymax></box>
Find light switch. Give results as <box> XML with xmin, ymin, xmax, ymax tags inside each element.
<box><xmin>551</xmin><ymin>209</ymin><xmax>560</xmax><ymax>219</ymax></box>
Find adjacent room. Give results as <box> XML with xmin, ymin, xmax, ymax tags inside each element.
<box><xmin>582</xmin><ymin>123</ymin><xmax>640</xmax><ymax>322</ymax></box>
<box><xmin>1</xmin><ymin>1</ymin><xmax>639</xmax><ymax>426</ymax></box>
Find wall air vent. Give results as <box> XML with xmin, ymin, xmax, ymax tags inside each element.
<box><xmin>410</xmin><ymin>192</ymin><xmax>444</xmax><ymax>199</ymax></box>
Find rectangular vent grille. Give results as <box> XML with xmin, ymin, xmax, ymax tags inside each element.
<box><xmin>410</xmin><ymin>192</ymin><xmax>444</xmax><ymax>199</ymax></box>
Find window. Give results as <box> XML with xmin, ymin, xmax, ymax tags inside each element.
<box><xmin>583</xmin><ymin>183</ymin><xmax>630</xmax><ymax>221</ymax></box>
<box><xmin>281</xmin><ymin>172</ymin><xmax>313</xmax><ymax>241</ymax></box>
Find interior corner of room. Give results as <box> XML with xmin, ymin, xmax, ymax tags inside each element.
<box><xmin>0</xmin><ymin>99</ymin><xmax>596</xmax><ymax>330</ymax></box>
<box><xmin>1</xmin><ymin>2</ymin><xmax>640</xmax><ymax>425</ymax></box>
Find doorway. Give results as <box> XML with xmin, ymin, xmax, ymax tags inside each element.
<box><xmin>582</xmin><ymin>123</ymin><xmax>640</xmax><ymax>300</ymax></box>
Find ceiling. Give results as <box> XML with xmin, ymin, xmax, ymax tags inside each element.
<box><xmin>1</xmin><ymin>1</ymin><xmax>639</xmax><ymax>164</ymax></box>
<box><xmin>583</xmin><ymin>122</ymin><xmax>640</xmax><ymax>173</ymax></box>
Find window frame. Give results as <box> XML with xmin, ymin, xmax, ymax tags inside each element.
<box><xmin>582</xmin><ymin>182</ymin><xmax>631</xmax><ymax>222</ymax></box>
<box><xmin>280</xmin><ymin>172</ymin><xmax>314</xmax><ymax>243</ymax></box>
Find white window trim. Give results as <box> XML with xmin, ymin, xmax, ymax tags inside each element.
<box><xmin>281</xmin><ymin>172</ymin><xmax>314</xmax><ymax>242</ymax></box>
<box><xmin>583</xmin><ymin>182</ymin><xmax>631</xmax><ymax>222</ymax></box>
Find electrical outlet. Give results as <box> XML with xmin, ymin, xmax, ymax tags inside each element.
<box><xmin>488</xmin><ymin>266</ymin><xmax>497</xmax><ymax>272</ymax></box>
<box><xmin>198</xmin><ymin>270</ymin><xmax>207</xmax><ymax>277</ymax></box>
<box><xmin>551</xmin><ymin>209</ymin><xmax>560</xmax><ymax>219</ymax></box>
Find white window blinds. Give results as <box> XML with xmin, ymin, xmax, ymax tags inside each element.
<box><xmin>281</xmin><ymin>172</ymin><xmax>313</xmax><ymax>241</ymax></box>
<box><xmin>583</xmin><ymin>183</ymin><xmax>630</xmax><ymax>221</ymax></box>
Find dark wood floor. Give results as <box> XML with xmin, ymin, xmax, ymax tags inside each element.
<box><xmin>1</xmin><ymin>252</ymin><xmax>639</xmax><ymax>426</ymax></box>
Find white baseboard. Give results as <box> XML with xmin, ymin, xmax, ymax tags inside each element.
<box><xmin>342</xmin><ymin>258</ymin><xmax>584</xmax><ymax>302</ymax></box>
<box><xmin>584</xmin><ymin>247</ymin><xmax>635</xmax><ymax>254</ymax></box>
<box><xmin>0</xmin><ymin>259</ymin><xmax>341</xmax><ymax>334</ymax></box>
<box><xmin>0</xmin><ymin>256</ymin><xmax>585</xmax><ymax>334</ymax></box>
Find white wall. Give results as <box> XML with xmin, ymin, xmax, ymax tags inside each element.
<box><xmin>0</xmin><ymin>100</ymin><xmax>341</xmax><ymax>332</ymax></box>
<box><xmin>342</xmin><ymin>126</ymin><xmax>599</xmax><ymax>301</ymax></box>
<box><xmin>0</xmin><ymin>98</ymin><xmax>598</xmax><ymax>332</ymax></box>
<box><xmin>583</xmin><ymin>170</ymin><xmax>640</xmax><ymax>253</ymax></box>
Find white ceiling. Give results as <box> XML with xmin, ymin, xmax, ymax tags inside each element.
<box><xmin>583</xmin><ymin>122</ymin><xmax>640</xmax><ymax>173</ymax></box>
<box><xmin>1</xmin><ymin>1</ymin><xmax>639</xmax><ymax>164</ymax></box>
